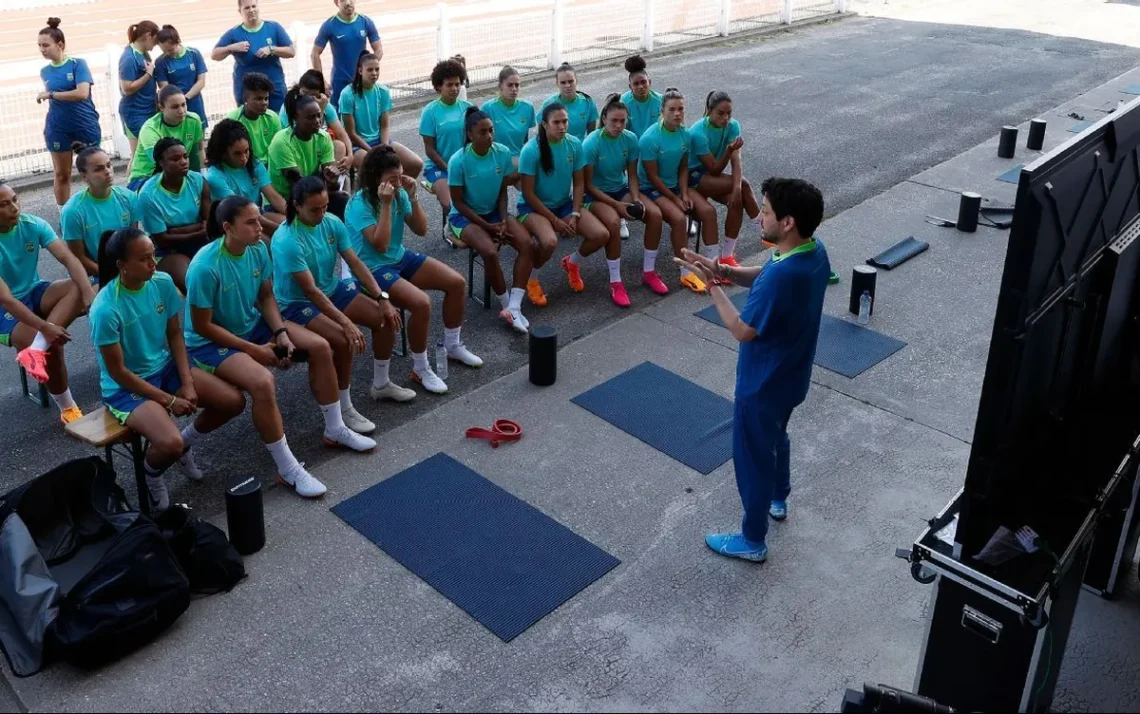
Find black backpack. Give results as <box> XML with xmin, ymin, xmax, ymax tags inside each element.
<box><xmin>155</xmin><ymin>505</ymin><xmax>246</xmax><ymax>595</ymax></box>
<box><xmin>0</xmin><ymin>457</ymin><xmax>190</xmax><ymax>675</ymax></box>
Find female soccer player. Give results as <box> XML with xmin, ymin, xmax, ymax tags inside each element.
<box><xmin>582</xmin><ymin>94</ymin><xmax>664</xmax><ymax>306</ymax></box>
<box><xmin>213</xmin><ymin>0</ymin><xmax>295</xmax><ymax>113</ymax></box>
<box><xmin>269</xmin><ymin>95</ymin><xmax>348</xmax><ymax>217</ymax></box>
<box><xmin>186</xmin><ymin>196</ymin><xmax>374</xmax><ymax>497</ymax></box>
<box><xmin>155</xmin><ymin>25</ymin><xmax>209</xmax><ymax>130</ymax></box>
<box><xmin>205</xmin><ymin>119</ymin><xmax>287</xmax><ymax>236</ymax></box>
<box><xmin>273</xmin><ymin>177</ymin><xmax>412</xmax><ymax>422</ymax></box>
<box><xmin>226</xmin><ymin>72</ymin><xmax>282</xmax><ymax>165</ymax></box>
<box><xmin>138</xmin><ymin>138</ymin><xmax>211</xmax><ymax>292</ymax></box>
<box><xmin>481</xmin><ymin>66</ymin><xmax>535</xmax><ymax>184</ymax></box>
<box><xmin>419</xmin><ymin>58</ymin><xmax>472</xmax><ymax>222</ymax></box>
<box><xmin>37</xmin><ymin>18</ymin><xmax>102</xmax><ymax>208</ymax></box>
<box><xmin>446</xmin><ymin>109</ymin><xmax>534</xmax><ymax>333</ymax></box>
<box><xmin>339</xmin><ymin>52</ymin><xmax>423</xmax><ymax>177</ymax></box>
<box><xmin>62</xmin><ymin>145</ymin><xmax>141</xmax><ymax>280</ymax></box>
<box><xmin>690</xmin><ymin>91</ymin><xmax>759</xmax><ymax>265</ymax></box>
<box><xmin>620</xmin><ymin>55</ymin><xmax>661</xmax><ymax>139</ymax></box>
<box><xmin>518</xmin><ymin>103</ymin><xmax>609</xmax><ymax>307</ymax></box>
<box><xmin>91</xmin><ymin>227</ymin><xmax>245</xmax><ymax>511</ymax></box>
<box><xmin>539</xmin><ymin>63</ymin><xmax>598</xmax><ymax>142</ymax></box>
<box><xmin>346</xmin><ymin>145</ymin><xmax>484</xmax><ymax>394</ymax></box>
<box><xmin>637</xmin><ymin>88</ymin><xmax>718</xmax><ymax>294</ymax></box>
<box><xmin>118</xmin><ymin>21</ymin><xmax>159</xmax><ymax>156</ymax></box>
<box><xmin>0</xmin><ymin>182</ymin><xmax>94</xmax><ymax>424</ymax></box>
<box><xmin>128</xmin><ymin>85</ymin><xmax>205</xmax><ymax>191</ymax></box>
<box><xmin>282</xmin><ymin>70</ymin><xmax>353</xmax><ymax>175</ymax></box>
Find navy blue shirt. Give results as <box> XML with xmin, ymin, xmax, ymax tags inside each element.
<box><xmin>154</xmin><ymin>47</ymin><xmax>209</xmax><ymax>128</ymax></box>
<box><xmin>118</xmin><ymin>46</ymin><xmax>157</xmax><ymax>134</ymax></box>
<box><xmin>314</xmin><ymin>13</ymin><xmax>380</xmax><ymax>105</ymax></box>
<box><xmin>40</xmin><ymin>57</ymin><xmax>101</xmax><ymax>137</ymax></box>
<box><xmin>736</xmin><ymin>239</ymin><xmax>830</xmax><ymax>407</ymax></box>
<box><xmin>216</xmin><ymin>21</ymin><xmax>293</xmax><ymax>111</ymax></box>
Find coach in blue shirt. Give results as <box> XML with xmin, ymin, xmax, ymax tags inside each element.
<box><xmin>213</xmin><ymin>0</ymin><xmax>296</xmax><ymax>113</ymax></box>
<box><xmin>311</xmin><ymin>0</ymin><xmax>382</xmax><ymax>106</ymax></box>
<box><xmin>679</xmin><ymin>177</ymin><xmax>830</xmax><ymax>564</ymax></box>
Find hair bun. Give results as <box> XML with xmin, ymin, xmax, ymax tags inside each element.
<box><xmin>162</xmin><ymin>24</ymin><xmax>175</xmax><ymax>30</ymax></box>
<box><xmin>46</xmin><ymin>17</ymin><xmax>62</xmax><ymax>28</ymax></box>
<box><xmin>665</xmin><ymin>87</ymin><xmax>679</xmax><ymax>93</ymax></box>
<box><xmin>624</xmin><ymin>55</ymin><xmax>646</xmax><ymax>74</ymax></box>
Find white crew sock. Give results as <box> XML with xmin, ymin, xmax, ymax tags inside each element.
<box><xmin>509</xmin><ymin>287</ymin><xmax>524</xmax><ymax>311</ymax></box>
<box><xmin>530</xmin><ymin>268</ymin><xmax>540</xmax><ymax>281</ymax></box>
<box><xmin>722</xmin><ymin>237</ymin><xmax>738</xmax><ymax>257</ymax></box>
<box><xmin>568</xmin><ymin>252</ymin><xmax>581</xmax><ymax>265</ymax></box>
<box><xmin>443</xmin><ymin>327</ymin><xmax>461</xmax><ymax>349</ymax></box>
<box><xmin>266</xmin><ymin>435</ymin><xmax>302</xmax><ymax>475</ymax></box>
<box><xmin>702</xmin><ymin>243</ymin><xmax>720</xmax><ymax>261</ymax></box>
<box><xmin>411</xmin><ymin>350</ymin><xmax>430</xmax><ymax>373</ymax></box>
<box><xmin>339</xmin><ymin>388</ymin><xmax>355</xmax><ymax>412</ymax></box>
<box><xmin>320</xmin><ymin>401</ymin><xmax>346</xmax><ymax>433</ymax></box>
<box><xmin>180</xmin><ymin>423</ymin><xmax>205</xmax><ymax>449</ymax></box>
<box><xmin>643</xmin><ymin>249</ymin><xmax>658</xmax><ymax>273</ymax></box>
<box><xmin>49</xmin><ymin>388</ymin><xmax>76</xmax><ymax>411</ymax></box>
<box><xmin>497</xmin><ymin>291</ymin><xmax>510</xmax><ymax>310</ymax></box>
<box><xmin>30</xmin><ymin>333</ymin><xmax>50</xmax><ymax>351</ymax></box>
<box><xmin>373</xmin><ymin>359</ymin><xmax>390</xmax><ymax>388</ymax></box>
<box><xmin>607</xmin><ymin>259</ymin><xmax>622</xmax><ymax>283</ymax></box>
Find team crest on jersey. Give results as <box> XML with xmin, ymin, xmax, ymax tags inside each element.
<box><xmin>359</xmin><ymin>30</ymin><xmax>366</xmax><ymax>37</ymax></box>
<box><xmin>156</xmin><ymin>302</ymin><xmax>165</xmax><ymax>314</ymax></box>
<box><xmin>24</xmin><ymin>242</ymin><xmax>34</xmax><ymax>253</ymax></box>
<box><xmin>252</xmin><ymin>268</ymin><xmax>262</xmax><ymax>279</ymax></box>
<box><xmin>494</xmin><ymin>165</ymin><xmax>503</xmax><ymax>175</ymax></box>
<box><xmin>267</xmin><ymin>38</ymin><xmax>275</xmax><ymax>46</ymax></box>
<box><xmin>327</xmin><ymin>235</ymin><xmax>335</xmax><ymax>245</ymax></box>
<box><xmin>121</xmin><ymin>212</ymin><xmax>130</xmax><ymax>222</ymax></box>
<box><xmin>66</xmin><ymin>73</ymin><xmax>74</xmax><ymax>81</ymax></box>
<box><xmin>189</xmin><ymin>63</ymin><xmax>196</xmax><ymax>71</ymax></box>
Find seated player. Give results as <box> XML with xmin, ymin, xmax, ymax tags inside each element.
<box><xmin>62</xmin><ymin>144</ymin><xmax>141</xmax><ymax>280</ymax></box>
<box><xmin>204</xmin><ymin>118</ymin><xmax>287</xmax><ymax>237</ymax></box>
<box><xmin>338</xmin><ymin>52</ymin><xmax>423</xmax><ymax>177</ymax></box>
<box><xmin>226</xmin><ymin>72</ymin><xmax>282</xmax><ymax>166</ymax></box>
<box><xmin>270</xmin><ymin>94</ymin><xmax>349</xmax><ymax>218</ymax></box>
<box><xmin>91</xmin><ymin>227</ymin><xmax>246</xmax><ymax>511</ymax></box>
<box><xmin>0</xmin><ymin>181</ymin><xmax>94</xmax><ymax>424</ymax></box>
<box><xmin>282</xmin><ymin>70</ymin><xmax>354</xmax><ymax>177</ymax></box>
<box><xmin>418</xmin><ymin>58</ymin><xmax>471</xmax><ymax>227</ymax></box>
<box><xmin>138</xmin><ymin>137</ymin><xmax>210</xmax><ymax>292</ymax></box>
<box><xmin>127</xmin><ymin>84</ymin><xmax>204</xmax><ymax>191</ymax></box>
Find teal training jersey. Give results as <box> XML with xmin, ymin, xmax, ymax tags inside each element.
<box><xmin>583</xmin><ymin>128</ymin><xmax>639</xmax><ymax>193</ymax></box>
<box><xmin>517</xmin><ymin>135</ymin><xmax>585</xmax><ymax>209</ymax></box>
<box><xmin>620</xmin><ymin>90</ymin><xmax>662</xmax><ymax>138</ymax></box>
<box><xmin>540</xmin><ymin>93</ymin><xmax>598</xmax><ymax>141</ymax></box>
<box><xmin>184</xmin><ymin>238</ymin><xmax>271</xmax><ymax>349</ymax></box>
<box><xmin>90</xmin><ymin>272</ymin><xmax>183</xmax><ymax>397</ymax></box>
<box><xmin>139</xmin><ymin>172</ymin><xmax>205</xmax><ymax>235</ymax></box>
<box><xmin>418</xmin><ymin>97</ymin><xmax>472</xmax><ymax>172</ymax></box>
<box><xmin>205</xmin><ymin>162</ymin><xmax>271</xmax><ymax>204</ymax></box>
<box><xmin>688</xmin><ymin>116</ymin><xmax>740</xmax><ymax>170</ymax></box>
<box><xmin>0</xmin><ymin>214</ymin><xmax>58</xmax><ymax>300</ymax></box>
<box><xmin>344</xmin><ymin>189</ymin><xmax>413</xmax><ymax>270</ymax></box>
<box><xmin>60</xmin><ymin>187</ymin><xmax>140</xmax><ymax>265</ymax></box>
<box><xmin>448</xmin><ymin>142</ymin><xmax>513</xmax><ymax>216</ymax></box>
<box><xmin>271</xmin><ymin>215</ymin><xmax>352</xmax><ymax>306</ymax></box>
<box><xmin>481</xmin><ymin>97</ymin><xmax>535</xmax><ymax>157</ymax></box>
<box><xmin>637</xmin><ymin>121</ymin><xmax>692</xmax><ymax>191</ymax></box>
<box><xmin>338</xmin><ymin>84</ymin><xmax>392</xmax><ymax>145</ymax></box>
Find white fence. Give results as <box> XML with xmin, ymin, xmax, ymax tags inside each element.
<box><xmin>0</xmin><ymin>0</ymin><xmax>844</xmax><ymax>182</ymax></box>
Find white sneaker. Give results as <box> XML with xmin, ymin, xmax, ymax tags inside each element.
<box><xmin>177</xmin><ymin>449</ymin><xmax>204</xmax><ymax>482</ymax></box>
<box><xmin>323</xmin><ymin>425</ymin><xmax>377</xmax><ymax>452</ymax></box>
<box><xmin>447</xmin><ymin>343</ymin><xmax>484</xmax><ymax>368</ymax></box>
<box><xmin>688</xmin><ymin>219</ymin><xmax>699</xmax><ymax>237</ymax></box>
<box><xmin>341</xmin><ymin>405</ymin><xmax>377</xmax><ymax>433</ymax></box>
<box><xmin>145</xmin><ymin>474</ymin><xmax>170</xmax><ymax>512</ymax></box>
<box><xmin>278</xmin><ymin>463</ymin><xmax>327</xmax><ymax>498</ymax></box>
<box><xmin>514</xmin><ymin>309</ymin><xmax>530</xmax><ymax>331</ymax></box>
<box><xmin>501</xmin><ymin>308</ymin><xmax>529</xmax><ymax>334</ymax></box>
<box><xmin>370</xmin><ymin>381</ymin><xmax>417</xmax><ymax>402</ymax></box>
<box><xmin>412</xmin><ymin>367</ymin><xmax>448</xmax><ymax>394</ymax></box>
<box><xmin>620</xmin><ymin>218</ymin><xmax>630</xmax><ymax>239</ymax></box>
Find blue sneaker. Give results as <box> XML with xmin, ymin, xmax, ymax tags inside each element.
<box><xmin>769</xmin><ymin>500</ymin><xmax>788</xmax><ymax>521</ymax></box>
<box><xmin>705</xmin><ymin>532</ymin><xmax>768</xmax><ymax>562</ymax></box>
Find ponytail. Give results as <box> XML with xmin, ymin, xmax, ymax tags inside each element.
<box><xmin>704</xmin><ymin>90</ymin><xmax>731</xmax><ymax>116</ymax></box>
<box><xmin>127</xmin><ymin>21</ymin><xmax>159</xmax><ymax>44</ymax></box>
<box><xmin>538</xmin><ymin>102</ymin><xmax>566</xmax><ymax>175</ymax></box>
<box><xmin>73</xmin><ymin>144</ymin><xmax>106</xmax><ymax>174</ymax></box>
<box><xmin>151</xmin><ymin>137</ymin><xmax>184</xmax><ymax>175</ymax></box>
<box><xmin>600</xmin><ymin>93</ymin><xmax>627</xmax><ymax>122</ymax></box>
<box><xmin>283</xmin><ymin>85</ymin><xmax>302</xmax><ymax>126</ymax></box>
<box><xmin>97</xmin><ymin>227</ymin><xmax>146</xmax><ymax>288</ymax></box>
<box><xmin>286</xmin><ymin>176</ymin><xmax>327</xmax><ymax>225</ymax></box>
<box><xmin>352</xmin><ymin>51</ymin><xmax>379</xmax><ymax>97</ymax></box>
<box><xmin>156</xmin><ymin>24</ymin><xmax>181</xmax><ymax>45</ymax></box>
<box><xmin>209</xmin><ymin>195</ymin><xmax>253</xmax><ymax>237</ymax></box>
<box><xmin>463</xmin><ymin>106</ymin><xmax>491</xmax><ymax>147</ymax></box>
<box><xmin>498</xmin><ymin>65</ymin><xmax>519</xmax><ymax>86</ymax></box>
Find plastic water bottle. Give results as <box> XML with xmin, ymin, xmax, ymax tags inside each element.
<box><xmin>435</xmin><ymin>341</ymin><xmax>449</xmax><ymax>380</ymax></box>
<box><xmin>858</xmin><ymin>291</ymin><xmax>872</xmax><ymax>325</ymax></box>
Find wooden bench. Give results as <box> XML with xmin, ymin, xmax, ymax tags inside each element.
<box><xmin>18</xmin><ymin>365</ymin><xmax>48</xmax><ymax>408</ymax></box>
<box><xmin>64</xmin><ymin>406</ymin><xmax>151</xmax><ymax>515</ymax></box>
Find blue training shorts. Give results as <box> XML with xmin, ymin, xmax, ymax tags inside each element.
<box><xmin>370</xmin><ymin>251</ymin><xmax>428</xmax><ymax>292</ymax></box>
<box><xmin>187</xmin><ymin>319</ymin><xmax>275</xmax><ymax>373</ymax></box>
<box><xmin>45</xmin><ymin>125</ymin><xmax>100</xmax><ymax>154</ymax></box>
<box><xmin>423</xmin><ymin>166</ymin><xmax>448</xmax><ymax>184</ymax></box>
<box><xmin>517</xmin><ymin>200</ymin><xmax>573</xmax><ymax>221</ymax></box>
<box><xmin>279</xmin><ymin>279</ymin><xmax>361</xmax><ymax>326</ymax></box>
<box><xmin>0</xmin><ymin>281</ymin><xmax>50</xmax><ymax>347</ymax></box>
<box><xmin>104</xmin><ymin>360</ymin><xmax>182</xmax><ymax>424</ymax></box>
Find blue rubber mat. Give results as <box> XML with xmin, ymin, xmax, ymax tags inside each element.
<box><xmin>814</xmin><ymin>315</ymin><xmax>907</xmax><ymax>378</ymax></box>
<box><xmin>1067</xmin><ymin>120</ymin><xmax>1093</xmax><ymax>133</ymax></box>
<box><xmin>571</xmin><ymin>362</ymin><xmax>734</xmax><ymax>475</ymax></box>
<box><xmin>331</xmin><ymin>453</ymin><xmax>620</xmax><ymax>642</ymax></box>
<box><xmin>997</xmin><ymin>165</ymin><xmax>1024</xmax><ymax>184</ymax></box>
<box><xmin>695</xmin><ymin>305</ymin><xmax>907</xmax><ymax>378</ymax></box>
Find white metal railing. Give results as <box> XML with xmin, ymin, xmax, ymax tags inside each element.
<box><xmin>0</xmin><ymin>0</ymin><xmax>842</xmax><ymax>182</ymax></box>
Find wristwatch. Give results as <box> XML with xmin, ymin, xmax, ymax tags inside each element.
<box><xmin>570</xmin><ymin>211</ymin><xmax>581</xmax><ymax>218</ymax></box>
<box><xmin>375</xmin><ymin>289</ymin><xmax>390</xmax><ymax>301</ymax></box>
